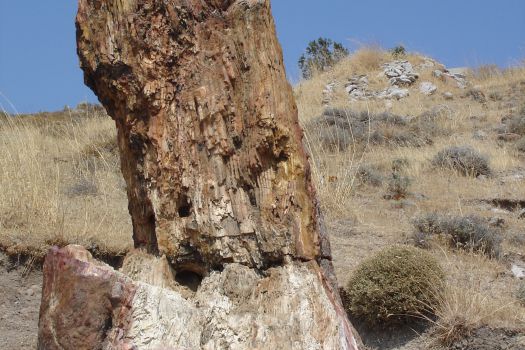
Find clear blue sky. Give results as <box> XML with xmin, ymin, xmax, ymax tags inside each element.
<box><xmin>1</xmin><ymin>1</ymin><xmax>524</xmax><ymax>114</ymax></box>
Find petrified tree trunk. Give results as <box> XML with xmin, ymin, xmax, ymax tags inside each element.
<box><xmin>38</xmin><ymin>0</ymin><xmax>360</xmax><ymax>349</ymax></box>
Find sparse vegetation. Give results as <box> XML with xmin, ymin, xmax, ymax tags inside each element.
<box><xmin>345</xmin><ymin>246</ymin><xmax>444</xmax><ymax>325</ymax></box>
<box><xmin>432</xmin><ymin>146</ymin><xmax>491</xmax><ymax>177</ymax></box>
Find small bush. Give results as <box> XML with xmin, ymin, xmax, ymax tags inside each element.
<box><xmin>386</xmin><ymin>173</ymin><xmax>411</xmax><ymax>200</ymax></box>
<box><xmin>516</xmin><ymin>137</ymin><xmax>525</xmax><ymax>153</ymax></box>
<box><xmin>345</xmin><ymin>246</ymin><xmax>444</xmax><ymax>325</ymax></box>
<box><xmin>465</xmin><ymin>88</ymin><xmax>487</xmax><ymax>103</ymax></box>
<box><xmin>392</xmin><ymin>158</ymin><xmax>409</xmax><ymax>173</ymax></box>
<box><xmin>66</xmin><ymin>177</ymin><xmax>98</xmax><ymax>197</ymax></box>
<box><xmin>442</xmin><ymin>216</ymin><xmax>501</xmax><ymax>257</ymax></box>
<box><xmin>518</xmin><ymin>283</ymin><xmax>525</xmax><ymax>306</ymax></box>
<box><xmin>411</xmin><ymin>213</ymin><xmax>443</xmax><ymax>248</ymax></box>
<box><xmin>412</xmin><ymin>214</ymin><xmax>501</xmax><ymax>258</ymax></box>
<box><xmin>356</xmin><ymin>165</ymin><xmax>383</xmax><ymax>187</ymax></box>
<box><xmin>508</xmin><ymin>114</ymin><xmax>525</xmax><ymax>136</ymax></box>
<box><xmin>432</xmin><ymin>146</ymin><xmax>491</xmax><ymax>177</ymax></box>
<box><xmin>390</xmin><ymin>45</ymin><xmax>407</xmax><ymax>59</ymax></box>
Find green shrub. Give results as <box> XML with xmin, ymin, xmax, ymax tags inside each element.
<box><xmin>298</xmin><ymin>38</ymin><xmax>349</xmax><ymax>79</ymax></box>
<box><xmin>412</xmin><ymin>214</ymin><xmax>501</xmax><ymax>258</ymax></box>
<box><xmin>390</xmin><ymin>45</ymin><xmax>407</xmax><ymax>59</ymax></box>
<box><xmin>432</xmin><ymin>146</ymin><xmax>491</xmax><ymax>177</ymax></box>
<box><xmin>345</xmin><ymin>246</ymin><xmax>444</xmax><ymax>325</ymax></box>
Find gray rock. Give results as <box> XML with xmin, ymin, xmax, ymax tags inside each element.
<box><xmin>377</xmin><ymin>86</ymin><xmax>410</xmax><ymax>100</ymax></box>
<box><xmin>443</xmin><ymin>91</ymin><xmax>454</xmax><ymax>100</ymax></box>
<box><xmin>419</xmin><ymin>81</ymin><xmax>437</xmax><ymax>95</ymax></box>
<box><xmin>433</xmin><ymin>70</ymin><xmax>443</xmax><ymax>78</ymax></box>
<box><xmin>518</xmin><ymin>209</ymin><xmax>525</xmax><ymax>219</ymax></box>
<box><xmin>448</xmin><ymin>67</ymin><xmax>470</xmax><ymax>76</ymax></box>
<box><xmin>512</xmin><ymin>263</ymin><xmax>525</xmax><ymax>279</ymax></box>
<box><xmin>419</xmin><ymin>59</ymin><xmax>435</xmax><ymax>69</ymax></box>
<box><xmin>322</xmin><ymin>82</ymin><xmax>336</xmax><ymax>105</ymax></box>
<box><xmin>383</xmin><ymin>61</ymin><xmax>419</xmax><ymax>86</ymax></box>
<box><xmin>345</xmin><ymin>75</ymin><xmax>372</xmax><ymax>100</ymax></box>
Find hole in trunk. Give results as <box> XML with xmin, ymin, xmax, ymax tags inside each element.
<box><xmin>175</xmin><ymin>270</ymin><xmax>203</xmax><ymax>292</ymax></box>
<box><xmin>177</xmin><ymin>195</ymin><xmax>192</xmax><ymax>217</ymax></box>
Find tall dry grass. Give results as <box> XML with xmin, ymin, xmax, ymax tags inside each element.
<box><xmin>0</xmin><ymin>107</ymin><xmax>132</xmax><ymax>257</ymax></box>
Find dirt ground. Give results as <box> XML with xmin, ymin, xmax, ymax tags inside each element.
<box><xmin>0</xmin><ymin>252</ymin><xmax>41</xmax><ymax>350</ymax></box>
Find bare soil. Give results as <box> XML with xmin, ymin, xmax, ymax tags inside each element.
<box><xmin>0</xmin><ymin>252</ymin><xmax>41</xmax><ymax>350</ymax></box>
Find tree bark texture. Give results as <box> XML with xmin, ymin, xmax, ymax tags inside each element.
<box><xmin>37</xmin><ymin>1</ymin><xmax>360</xmax><ymax>349</ymax></box>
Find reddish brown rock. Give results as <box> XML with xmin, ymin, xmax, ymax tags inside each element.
<box><xmin>38</xmin><ymin>0</ymin><xmax>360</xmax><ymax>348</ymax></box>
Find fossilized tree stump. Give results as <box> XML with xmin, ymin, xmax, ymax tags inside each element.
<box><xmin>38</xmin><ymin>0</ymin><xmax>360</xmax><ymax>349</ymax></box>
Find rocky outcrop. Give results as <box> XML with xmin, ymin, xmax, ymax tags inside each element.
<box><xmin>383</xmin><ymin>60</ymin><xmax>419</xmax><ymax>86</ymax></box>
<box><xmin>38</xmin><ymin>0</ymin><xmax>360</xmax><ymax>348</ymax></box>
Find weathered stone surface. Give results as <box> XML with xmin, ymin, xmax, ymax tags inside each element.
<box><xmin>39</xmin><ymin>245</ymin><xmax>359</xmax><ymax>350</ymax></box>
<box><xmin>377</xmin><ymin>86</ymin><xmax>410</xmax><ymax>100</ymax></box>
<box><xmin>419</xmin><ymin>81</ymin><xmax>437</xmax><ymax>95</ymax></box>
<box><xmin>383</xmin><ymin>60</ymin><xmax>419</xmax><ymax>86</ymax></box>
<box><xmin>38</xmin><ymin>0</ymin><xmax>360</xmax><ymax>348</ymax></box>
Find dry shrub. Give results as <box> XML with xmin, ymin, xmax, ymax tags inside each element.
<box><xmin>345</xmin><ymin>245</ymin><xmax>444</xmax><ymax>325</ymax></box>
<box><xmin>412</xmin><ymin>214</ymin><xmax>501</xmax><ymax>258</ymax></box>
<box><xmin>385</xmin><ymin>173</ymin><xmax>411</xmax><ymax>200</ymax></box>
<box><xmin>304</xmin><ymin>107</ymin><xmax>443</xmax><ymax>151</ymax></box>
<box><xmin>356</xmin><ymin>165</ymin><xmax>383</xmax><ymax>187</ymax></box>
<box><xmin>516</xmin><ymin>137</ymin><xmax>525</xmax><ymax>153</ymax></box>
<box><xmin>432</xmin><ymin>146</ymin><xmax>491</xmax><ymax>177</ymax></box>
<box><xmin>508</xmin><ymin>113</ymin><xmax>525</xmax><ymax>136</ymax></box>
<box><xmin>517</xmin><ymin>283</ymin><xmax>525</xmax><ymax>306</ymax></box>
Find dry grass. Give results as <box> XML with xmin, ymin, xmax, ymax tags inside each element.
<box><xmin>430</xmin><ymin>250</ymin><xmax>525</xmax><ymax>345</ymax></box>
<box><xmin>0</xmin><ymin>107</ymin><xmax>132</xmax><ymax>258</ymax></box>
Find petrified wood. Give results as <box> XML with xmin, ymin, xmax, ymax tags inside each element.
<box><xmin>38</xmin><ymin>1</ymin><xmax>360</xmax><ymax>349</ymax></box>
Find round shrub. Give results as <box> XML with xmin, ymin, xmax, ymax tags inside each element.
<box><xmin>345</xmin><ymin>246</ymin><xmax>444</xmax><ymax>325</ymax></box>
<box><xmin>432</xmin><ymin>146</ymin><xmax>491</xmax><ymax>177</ymax></box>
